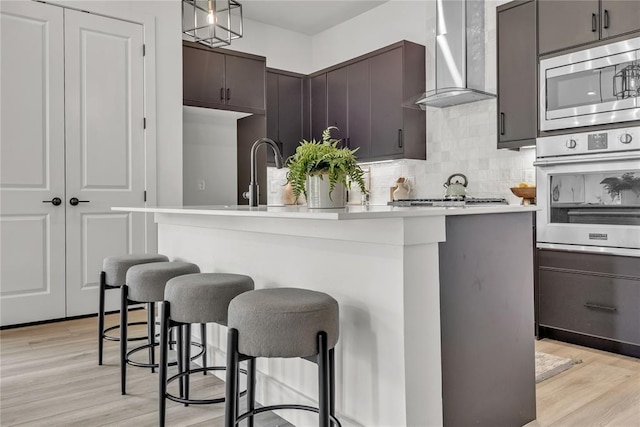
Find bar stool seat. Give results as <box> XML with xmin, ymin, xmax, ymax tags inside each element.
<box><xmin>98</xmin><ymin>253</ymin><xmax>169</xmax><ymax>365</ymax></box>
<box><xmin>225</xmin><ymin>288</ymin><xmax>341</xmax><ymax>427</ymax></box>
<box><xmin>120</xmin><ymin>261</ymin><xmax>200</xmax><ymax>395</ymax></box>
<box><xmin>159</xmin><ymin>273</ymin><xmax>254</xmax><ymax>426</ymax></box>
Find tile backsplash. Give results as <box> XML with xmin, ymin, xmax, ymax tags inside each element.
<box><xmin>268</xmin><ymin>99</ymin><xmax>536</xmax><ymax>206</ymax></box>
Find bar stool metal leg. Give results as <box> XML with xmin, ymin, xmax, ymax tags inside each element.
<box><xmin>98</xmin><ymin>271</ymin><xmax>106</xmax><ymax>365</ymax></box>
<box><xmin>247</xmin><ymin>358</ymin><xmax>256</xmax><ymax>427</ymax></box>
<box><xmin>330</xmin><ymin>349</ymin><xmax>336</xmax><ymax>427</ymax></box>
<box><xmin>200</xmin><ymin>323</ymin><xmax>207</xmax><ymax>376</ymax></box>
<box><xmin>120</xmin><ymin>285</ymin><xmax>129</xmax><ymax>395</ymax></box>
<box><xmin>225</xmin><ymin>328</ymin><xmax>239</xmax><ymax>427</ymax></box>
<box><xmin>183</xmin><ymin>323</ymin><xmax>191</xmax><ymax>405</ymax></box>
<box><xmin>177</xmin><ymin>324</ymin><xmax>184</xmax><ymax>398</ymax></box>
<box><xmin>147</xmin><ymin>302</ymin><xmax>156</xmax><ymax>373</ymax></box>
<box><xmin>159</xmin><ymin>302</ymin><xmax>170</xmax><ymax>427</ymax></box>
<box><xmin>318</xmin><ymin>331</ymin><xmax>330</xmax><ymax>427</ymax></box>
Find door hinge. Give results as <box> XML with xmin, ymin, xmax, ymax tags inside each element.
<box><xmin>144</xmin><ymin>190</ymin><xmax>147</xmax><ymax>202</ymax></box>
<box><xmin>143</xmin><ymin>44</ymin><xmax>146</xmax><ymax>56</ymax></box>
<box><xmin>143</xmin><ymin>117</ymin><xmax>146</xmax><ymax>129</ymax></box>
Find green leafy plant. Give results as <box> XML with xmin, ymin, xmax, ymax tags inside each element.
<box><xmin>600</xmin><ymin>172</ymin><xmax>640</xmax><ymax>200</ymax></box>
<box><xmin>286</xmin><ymin>126</ymin><xmax>367</xmax><ymax>199</ymax></box>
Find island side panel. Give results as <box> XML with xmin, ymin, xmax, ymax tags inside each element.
<box><xmin>438</xmin><ymin>212</ymin><xmax>536</xmax><ymax>427</ymax></box>
<box><xmin>157</xmin><ymin>219</ymin><xmax>412</xmax><ymax>427</ymax></box>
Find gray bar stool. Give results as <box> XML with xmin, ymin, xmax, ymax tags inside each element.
<box><xmin>158</xmin><ymin>273</ymin><xmax>254</xmax><ymax>426</ymax></box>
<box><xmin>225</xmin><ymin>288</ymin><xmax>341</xmax><ymax>427</ymax></box>
<box><xmin>98</xmin><ymin>254</ymin><xmax>169</xmax><ymax>365</ymax></box>
<box><xmin>120</xmin><ymin>261</ymin><xmax>200</xmax><ymax>395</ymax></box>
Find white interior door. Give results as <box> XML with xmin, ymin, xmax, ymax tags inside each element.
<box><xmin>0</xmin><ymin>1</ymin><xmax>66</xmax><ymax>325</ymax></box>
<box><xmin>64</xmin><ymin>10</ymin><xmax>146</xmax><ymax>317</ymax></box>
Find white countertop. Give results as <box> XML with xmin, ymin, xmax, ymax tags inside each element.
<box><xmin>112</xmin><ymin>204</ymin><xmax>538</xmax><ymax>220</ymax></box>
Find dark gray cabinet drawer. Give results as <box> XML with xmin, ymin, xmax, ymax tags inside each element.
<box><xmin>539</xmin><ymin>268</ymin><xmax>640</xmax><ymax>345</ymax></box>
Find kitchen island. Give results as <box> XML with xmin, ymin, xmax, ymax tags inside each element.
<box><xmin>114</xmin><ymin>204</ymin><xmax>537</xmax><ymax>427</ymax></box>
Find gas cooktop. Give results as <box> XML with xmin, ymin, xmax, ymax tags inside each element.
<box><xmin>388</xmin><ymin>198</ymin><xmax>509</xmax><ymax>207</ymax></box>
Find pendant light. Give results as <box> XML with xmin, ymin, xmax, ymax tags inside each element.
<box><xmin>182</xmin><ymin>0</ymin><xmax>243</xmax><ymax>48</ymax></box>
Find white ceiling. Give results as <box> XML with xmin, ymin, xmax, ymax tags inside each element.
<box><xmin>241</xmin><ymin>1</ymin><xmax>389</xmax><ymax>35</ymax></box>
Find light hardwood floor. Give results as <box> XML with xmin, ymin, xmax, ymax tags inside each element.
<box><xmin>1</xmin><ymin>311</ymin><xmax>639</xmax><ymax>426</ymax></box>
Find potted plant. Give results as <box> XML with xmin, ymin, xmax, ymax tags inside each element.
<box><xmin>600</xmin><ymin>172</ymin><xmax>640</xmax><ymax>205</ymax></box>
<box><xmin>286</xmin><ymin>126</ymin><xmax>367</xmax><ymax>208</ymax></box>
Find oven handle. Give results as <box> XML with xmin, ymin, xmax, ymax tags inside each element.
<box><xmin>536</xmin><ymin>243</ymin><xmax>640</xmax><ymax>258</ymax></box>
<box><xmin>534</xmin><ymin>152</ymin><xmax>640</xmax><ymax>166</ymax></box>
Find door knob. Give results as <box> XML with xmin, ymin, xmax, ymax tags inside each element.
<box><xmin>43</xmin><ymin>197</ymin><xmax>62</xmax><ymax>206</ymax></box>
<box><xmin>69</xmin><ymin>197</ymin><xmax>90</xmax><ymax>206</ymax></box>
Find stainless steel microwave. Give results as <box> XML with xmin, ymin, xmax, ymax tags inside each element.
<box><xmin>539</xmin><ymin>37</ymin><xmax>640</xmax><ymax>131</ymax></box>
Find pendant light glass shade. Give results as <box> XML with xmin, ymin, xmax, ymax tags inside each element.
<box><xmin>182</xmin><ymin>0</ymin><xmax>243</xmax><ymax>48</ymax></box>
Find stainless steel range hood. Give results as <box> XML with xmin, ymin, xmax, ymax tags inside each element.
<box><xmin>417</xmin><ymin>0</ymin><xmax>495</xmax><ymax>109</ymax></box>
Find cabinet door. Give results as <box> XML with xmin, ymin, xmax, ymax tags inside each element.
<box><xmin>266</xmin><ymin>71</ymin><xmax>279</xmax><ymax>143</ymax></box>
<box><xmin>278</xmin><ymin>75</ymin><xmax>303</xmax><ymax>159</ymax></box>
<box><xmin>538</xmin><ymin>0</ymin><xmax>599</xmax><ymax>55</ymax></box>
<box><xmin>225</xmin><ymin>55</ymin><xmax>265</xmax><ymax>112</ymax></box>
<box><xmin>370</xmin><ymin>48</ymin><xmax>403</xmax><ymax>158</ymax></box>
<box><xmin>497</xmin><ymin>1</ymin><xmax>537</xmax><ymax>147</ymax></box>
<box><xmin>183</xmin><ymin>46</ymin><xmax>225</xmax><ymax>108</ymax></box>
<box><xmin>600</xmin><ymin>0</ymin><xmax>640</xmax><ymax>40</ymax></box>
<box><xmin>346</xmin><ymin>60</ymin><xmax>371</xmax><ymax>159</ymax></box>
<box><xmin>327</xmin><ymin>68</ymin><xmax>348</xmax><ymax>143</ymax></box>
<box><xmin>311</xmin><ymin>74</ymin><xmax>327</xmax><ymax>141</ymax></box>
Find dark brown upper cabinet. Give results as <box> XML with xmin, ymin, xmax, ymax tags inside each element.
<box><xmin>497</xmin><ymin>0</ymin><xmax>537</xmax><ymax>149</ymax></box>
<box><xmin>310</xmin><ymin>74</ymin><xmax>327</xmax><ymax>142</ymax></box>
<box><xmin>265</xmin><ymin>69</ymin><xmax>306</xmax><ymax>164</ymax></box>
<box><xmin>183</xmin><ymin>41</ymin><xmax>266</xmax><ymax>115</ymax></box>
<box><xmin>538</xmin><ymin>0</ymin><xmax>640</xmax><ymax>56</ymax></box>
<box><xmin>326</xmin><ymin>68</ymin><xmax>348</xmax><ymax>143</ymax></box>
<box><xmin>309</xmin><ymin>40</ymin><xmax>426</xmax><ymax>162</ymax></box>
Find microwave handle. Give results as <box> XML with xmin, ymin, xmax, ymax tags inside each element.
<box><xmin>591</xmin><ymin>13</ymin><xmax>597</xmax><ymax>32</ymax></box>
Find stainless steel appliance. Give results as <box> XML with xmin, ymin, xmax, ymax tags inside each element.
<box><xmin>388</xmin><ymin>198</ymin><xmax>508</xmax><ymax>208</ymax></box>
<box><xmin>535</xmin><ymin>127</ymin><xmax>640</xmax><ymax>257</ymax></box>
<box><xmin>539</xmin><ymin>37</ymin><xmax>640</xmax><ymax>131</ymax></box>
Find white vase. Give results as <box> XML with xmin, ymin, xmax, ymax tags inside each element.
<box><xmin>306</xmin><ymin>174</ymin><xmax>346</xmax><ymax>209</ymax></box>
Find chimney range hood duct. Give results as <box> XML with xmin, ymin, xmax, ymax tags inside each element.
<box><xmin>416</xmin><ymin>0</ymin><xmax>496</xmax><ymax>109</ymax></box>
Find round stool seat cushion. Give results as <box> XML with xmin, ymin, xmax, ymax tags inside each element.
<box><xmin>228</xmin><ymin>288</ymin><xmax>339</xmax><ymax>358</ymax></box>
<box><xmin>165</xmin><ymin>273</ymin><xmax>254</xmax><ymax>324</ymax></box>
<box><xmin>103</xmin><ymin>254</ymin><xmax>169</xmax><ymax>286</ymax></box>
<box><xmin>126</xmin><ymin>262</ymin><xmax>200</xmax><ymax>302</ymax></box>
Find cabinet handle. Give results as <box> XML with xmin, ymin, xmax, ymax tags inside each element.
<box><xmin>226</xmin><ymin>88</ymin><xmax>231</xmax><ymax>100</ymax></box>
<box><xmin>397</xmin><ymin>129</ymin><xmax>403</xmax><ymax>148</ymax></box>
<box><xmin>592</xmin><ymin>13</ymin><xmax>597</xmax><ymax>32</ymax></box>
<box><xmin>603</xmin><ymin>9</ymin><xmax>609</xmax><ymax>29</ymax></box>
<box><xmin>43</xmin><ymin>197</ymin><xmax>62</xmax><ymax>206</ymax></box>
<box><xmin>584</xmin><ymin>302</ymin><xmax>617</xmax><ymax>312</ymax></box>
<box><xmin>500</xmin><ymin>112</ymin><xmax>505</xmax><ymax>135</ymax></box>
<box><xmin>346</xmin><ymin>137</ymin><xmax>350</xmax><ymax>149</ymax></box>
<box><xmin>220</xmin><ymin>88</ymin><xmax>225</xmax><ymax>101</ymax></box>
<box><xmin>69</xmin><ymin>197</ymin><xmax>90</xmax><ymax>206</ymax></box>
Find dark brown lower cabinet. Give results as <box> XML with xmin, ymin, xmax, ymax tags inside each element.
<box><xmin>537</xmin><ymin>249</ymin><xmax>640</xmax><ymax>357</ymax></box>
<box><xmin>440</xmin><ymin>213</ymin><xmax>536</xmax><ymax>427</ymax></box>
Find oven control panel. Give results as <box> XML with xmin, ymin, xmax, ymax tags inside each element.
<box><xmin>537</xmin><ymin>127</ymin><xmax>640</xmax><ymax>158</ymax></box>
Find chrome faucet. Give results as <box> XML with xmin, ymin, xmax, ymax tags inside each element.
<box><xmin>243</xmin><ymin>138</ymin><xmax>284</xmax><ymax>207</ymax></box>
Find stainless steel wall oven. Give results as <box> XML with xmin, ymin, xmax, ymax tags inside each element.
<box><xmin>535</xmin><ymin>127</ymin><xmax>640</xmax><ymax>257</ymax></box>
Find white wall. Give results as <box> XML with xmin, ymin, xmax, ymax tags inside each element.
<box><xmin>222</xmin><ymin>17</ymin><xmax>313</xmax><ymax>73</ymax></box>
<box><xmin>183</xmin><ymin>107</ymin><xmax>247</xmax><ymax>205</ymax></box>
<box><xmin>312</xmin><ymin>0</ymin><xmax>429</xmax><ymax>71</ymax></box>
<box><xmin>54</xmin><ymin>0</ymin><xmax>183</xmax><ymax>206</ymax></box>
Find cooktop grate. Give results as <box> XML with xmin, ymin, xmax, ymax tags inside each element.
<box><xmin>388</xmin><ymin>198</ymin><xmax>509</xmax><ymax>207</ymax></box>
